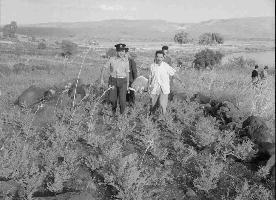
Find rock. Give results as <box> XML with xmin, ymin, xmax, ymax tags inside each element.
<box><xmin>242</xmin><ymin>116</ymin><xmax>274</xmax><ymax>145</ymax></box>
<box><xmin>15</xmin><ymin>85</ymin><xmax>48</xmax><ymax>108</ymax></box>
<box><xmin>242</xmin><ymin>116</ymin><xmax>275</xmax><ymax>175</ymax></box>
<box><xmin>131</xmin><ymin>76</ymin><xmax>148</xmax><ymax>93</ymax></box>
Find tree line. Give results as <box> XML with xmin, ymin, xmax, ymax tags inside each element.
<box><xmin>174</xmin><ymin>31</ymin><xmax>224</xmax><ymax>45</ymax></box>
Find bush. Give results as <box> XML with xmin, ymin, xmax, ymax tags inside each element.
<box><xmin>106</xmin><ymin>48</ymin><xmax>117</xmax><ymax>58</ymax></box>
<box><xmin>193</xmin><ymin>49</ymin><xmax>224</xmax><ymax>70</ymax></box>
<box><xmin>174</xmin><ymin>31</ymin><xmax>192</xmax><ymax>44</ymax></box>
<box><xmin>3</xmin><ymin>21</ymin><xmax>17</xmax><ymax>38</ymax></box>
<box><xmin>60</xmin><ymin>40</ymin><xmax>78</xmax><ymax>57</ymax></box>
<box><xmin>199</xmin><ymin>33</ymin><xmax>224</xmax><ymax>45</ymax></box>
<box><xmin>38</xmin><ymin>42</ymin><xmax>46</xmax><ymax>49</ymax></box>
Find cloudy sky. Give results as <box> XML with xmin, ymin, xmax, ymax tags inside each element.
<box><xmin>1</xmin><ymin>0</ymin><xmax>274</xmax><ymax>25</ymax></box>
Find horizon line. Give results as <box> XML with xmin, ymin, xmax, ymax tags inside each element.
<box><xmin>2</xmin><ymin>15</ymin><xmax>274</xmax><ymax>27</ymax></box>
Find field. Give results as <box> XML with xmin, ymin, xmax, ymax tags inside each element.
<box><xmin>0</xmin><ymin>37</ymin><xmax>275</xmax><ymax>200</ymax></box>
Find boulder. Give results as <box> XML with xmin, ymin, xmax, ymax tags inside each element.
<box><xmin>242</xmin><ymin>116</ymin><xmax>275</xmax><ymax>175</ymax></box>
<box><xmin>15</xmin><ymin>85</ymin><xmax>48</xmax><ymax>108</ymax></box>
<box><xmin>131</xmin><ymin>76</ymin><xmax>148</xmax><ymax>93</ymax></box>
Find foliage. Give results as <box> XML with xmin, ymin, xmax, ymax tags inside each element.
<box><xmin>0</xmin><ymin>42</ymin><xmax>274</xmax><ymax>200</ymax></box>
<box><xmin>60</xmin><ymin>40</ymin><xmax>78</xmax><ymax>57</ymax></box>
<box><xmin>3</xmin><ymin>21</ymin><xmax>18</xmax><ymax>38</ymax></box>
<box><xmin>199</xmin><ymin>32</ymin><xmax>224</xmax><ymax>45</ymax></box>
<box><xmin>37</xmin><ymin>42</ymin><xmax>46</xmax><ymax>49</ymax></box>
<box><xmin>106</xmin><ymin>48</ymin><xmax>117</xmax><ymax>58</ymax></box>
<box><xmin>174</xmin><ymin>31</ymin><xmax>192</xmax><ymax>44</ymax></box>
<box><xmin>193</xmin><ymin>49</ymin><xmax>224</xmax><ymax>70</ymax></box>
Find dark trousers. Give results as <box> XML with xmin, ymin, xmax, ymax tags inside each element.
<box><xmin>108</xmin><ymin>76</ymin><xmax>127</xmax><ymax>114</ymax></box>
<box><xmin>126</xmin><ymin>82</ymin><xmax>135</xmax><ymax>106</ymax></box>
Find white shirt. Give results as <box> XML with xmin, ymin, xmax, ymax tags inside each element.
<box><xmin>149</xmin><ymin>61</ymin><xmax>176</xmax><ymax>95</ymax></box>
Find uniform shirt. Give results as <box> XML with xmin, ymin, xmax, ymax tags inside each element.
<box><xmin>149</xmin><ymin>61</ymin><xmax>176</xmax><ymax>95</ymax></box>
<box><xmin>104</xmin><ymin>56</ymin><xmax>130</xmax><ymax>78</ymax></box>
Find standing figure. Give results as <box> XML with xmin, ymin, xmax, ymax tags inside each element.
<box><xmin>100</xmin><ymin>43</ymin><xmax>130</xmax><ymax>115</ymax></box>
<box><xmin>260</xmin><ymin>66</ymin><xmax>268</xmax><ymax>80</ymax></box>
<box><xmin>251</xmin><ymin>65</ymin><xmax>259</xmax><ymax>86</ymax></box>
<box><xmin>148</xmin><ymin>50</ymin><xmax>179</xmax><ymax>115</ymax></box>
<box><xmin>125</xmin><ymin>47</ymin><xmax>138</xmax><ymax>106</ymax></box>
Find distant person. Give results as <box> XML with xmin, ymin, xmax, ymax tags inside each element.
<box><xmin>162</xmin><ymin>46</ymin><xmax>172</xmax><ymax>66</ymax></box>
<box><xmin>251</xmin><ymin>65</ymin><xmax>259</xmax><ymax>86</ymax></box>
<box><xmin>125</xmin><ymin>47</ymin><xmax>138</xmax><ymax>106</ymax></box>
<box><xmin>260</xmin><ymin>66</ymin><xmax>268</xmax><ymax>80</ymax></box>
<box><xmin>147</xmin><ymin>50</ymin><xmax>180</xmax><ymax>115</ymax></box>
<box><xmin>100</xmin><ymin>43</ymin><xmax>130</xmax><ymax>115</ymax></box>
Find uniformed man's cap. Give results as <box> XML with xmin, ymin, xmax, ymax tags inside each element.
<box><xmin>115</xmin><ymin>43</ymin><xmax>126</xmax><ymax>51</ymax></box>
<box><xmin>162</xmin><ymin>46</ymin><xmax>169</xmax><ymax>50</ymax></box>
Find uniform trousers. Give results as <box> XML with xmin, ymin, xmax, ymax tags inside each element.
<box><xmin>108</xmin><ymin>76</ymin><xmax>127</xmax><ymax>114</ymax></box>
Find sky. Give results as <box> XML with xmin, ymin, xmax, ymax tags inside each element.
<box><xmin>0</xmin><ymin>0</ymin><xmax>275</xmax><ymax>25</ymax></box>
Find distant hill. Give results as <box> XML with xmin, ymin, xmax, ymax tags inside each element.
<box><xmin>6</xmin><ymin>17</ymin><xmax>275</xmax><ymax>42</ymax></box>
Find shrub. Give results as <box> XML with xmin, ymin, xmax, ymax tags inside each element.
<box><xmin>174</xmin><ymin>31</ymin><xmax>192</xmax><ymax>44</ymax></box>
<box><xmin>199</xmin><ymin>33</ymin><xmax>224</xmax><ymax>45</ymax></box>
<box><xmin>193</xmin><ymin>49</ymin><xmax>224</xmax><ymax>70</ymax></box>
<box><xmin>60</xmin><ymin>40</ymin><xmax>78</xmax><ymax>57</ymax></box>
<box><xmin>106</xmin><ymin>48</ymin><xmax>117</xmax><ymax>58</ymax></box>
<box><xmin>226</xmin><ymin>56</ymin><xmax>256</xmax><ymax>68</ymax></box>
<box><xmin>3</xmin><ymin>21</ymin><xmax>17</xmax><ymax>38</ymax></box>
<box><xmin>38</xmin><ymin>42</ymin><xmax>46</xmax><ymax>49</ymax></box>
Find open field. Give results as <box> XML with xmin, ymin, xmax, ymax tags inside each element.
<box><xmin>0</xmin><ymin>37</ymin><xmax>275</xmax><ymax>200</ymax></box>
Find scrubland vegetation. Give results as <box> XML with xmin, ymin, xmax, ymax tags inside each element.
<box><xmin>0</xmin><ymin>38</ymin><xmax>275</xmax><ymax>200</ymax></box>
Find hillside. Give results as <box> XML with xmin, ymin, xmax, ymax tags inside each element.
<box><xmin>3</xmin><ymin>17</ymin><xmax>275</xmax><ymax>42</ymax></box>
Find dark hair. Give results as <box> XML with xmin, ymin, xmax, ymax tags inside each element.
<box><xmin>162</xmin><ymin>46</ymin><xmax>168</xmax><ymax>50</ymax></box>
<box><xmin>264</xmin><ymin>66</ymin><xmax>268</xmax><ymax>69</ymax></box>
<box><xmin>255</xmin><ymin>65</ymin><xmax>259</xmax><ymax>69</ymax></box>
<box><xmin>155</xmin><ymin>50</ymin><xmax>164</xmax><ymax>57</ymax></box>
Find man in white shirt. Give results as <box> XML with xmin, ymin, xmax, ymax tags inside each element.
<box><xmin>147</xmin><ymin>50</ymin><xmax>180</xmax><ymax>115</ymax></box>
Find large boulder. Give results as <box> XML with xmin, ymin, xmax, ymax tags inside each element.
<box><xmin>242</xmin><ymin>116</ymin><xmax>275</xmax><ymax>175</ymax></box>
<box><xmin>130</xmin><ymin>76</ymin><xmax>148</xmax><ymax>93</ymax></box>
<box><xmin>14</xmin><ymin>85</ymin><xmax>48</xmax><ymax>108</ymax></box>
<box><xmin>242</xmin><ymin>116</ymin><xmax>274</xmax><ymax>145</ymax></box>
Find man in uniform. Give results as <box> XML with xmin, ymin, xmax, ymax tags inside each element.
<box><xmin>125</xmin><ymin>47</ymin><xmax>138</xmax><ymax>106</ymax></box>
<box><xmin>100</xmin><ymin>43</ymin><xmax>130</xmax><ymax>115</ymax></box>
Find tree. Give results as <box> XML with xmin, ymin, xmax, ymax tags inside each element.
<box><xmin>3</xmin><ymin>21</ymin><xmax>18</xmax><ymax>38</ymax></box>
<box><xmin>60</xmin><ymin>40</ymin><xmax>78</xmax><ymax>57</ymax></box>
<box><xmin>198</xmin><ymin>33</ymin><xmax>224</xmax><ymax>45</ymax></box>
<box><xmin>174</xmin><ymin>31</ymin><xmax>192</xmax><ymax>44</ymax></box>
<box><xmin>38</xmin><ymin>42</ymin><xmax>46</xmax><ymax>49</ymax></box>
<box><xmin>193</xmin><ymin>49</ymin><xmax>224</xmax><ymax>70</ymax></box>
